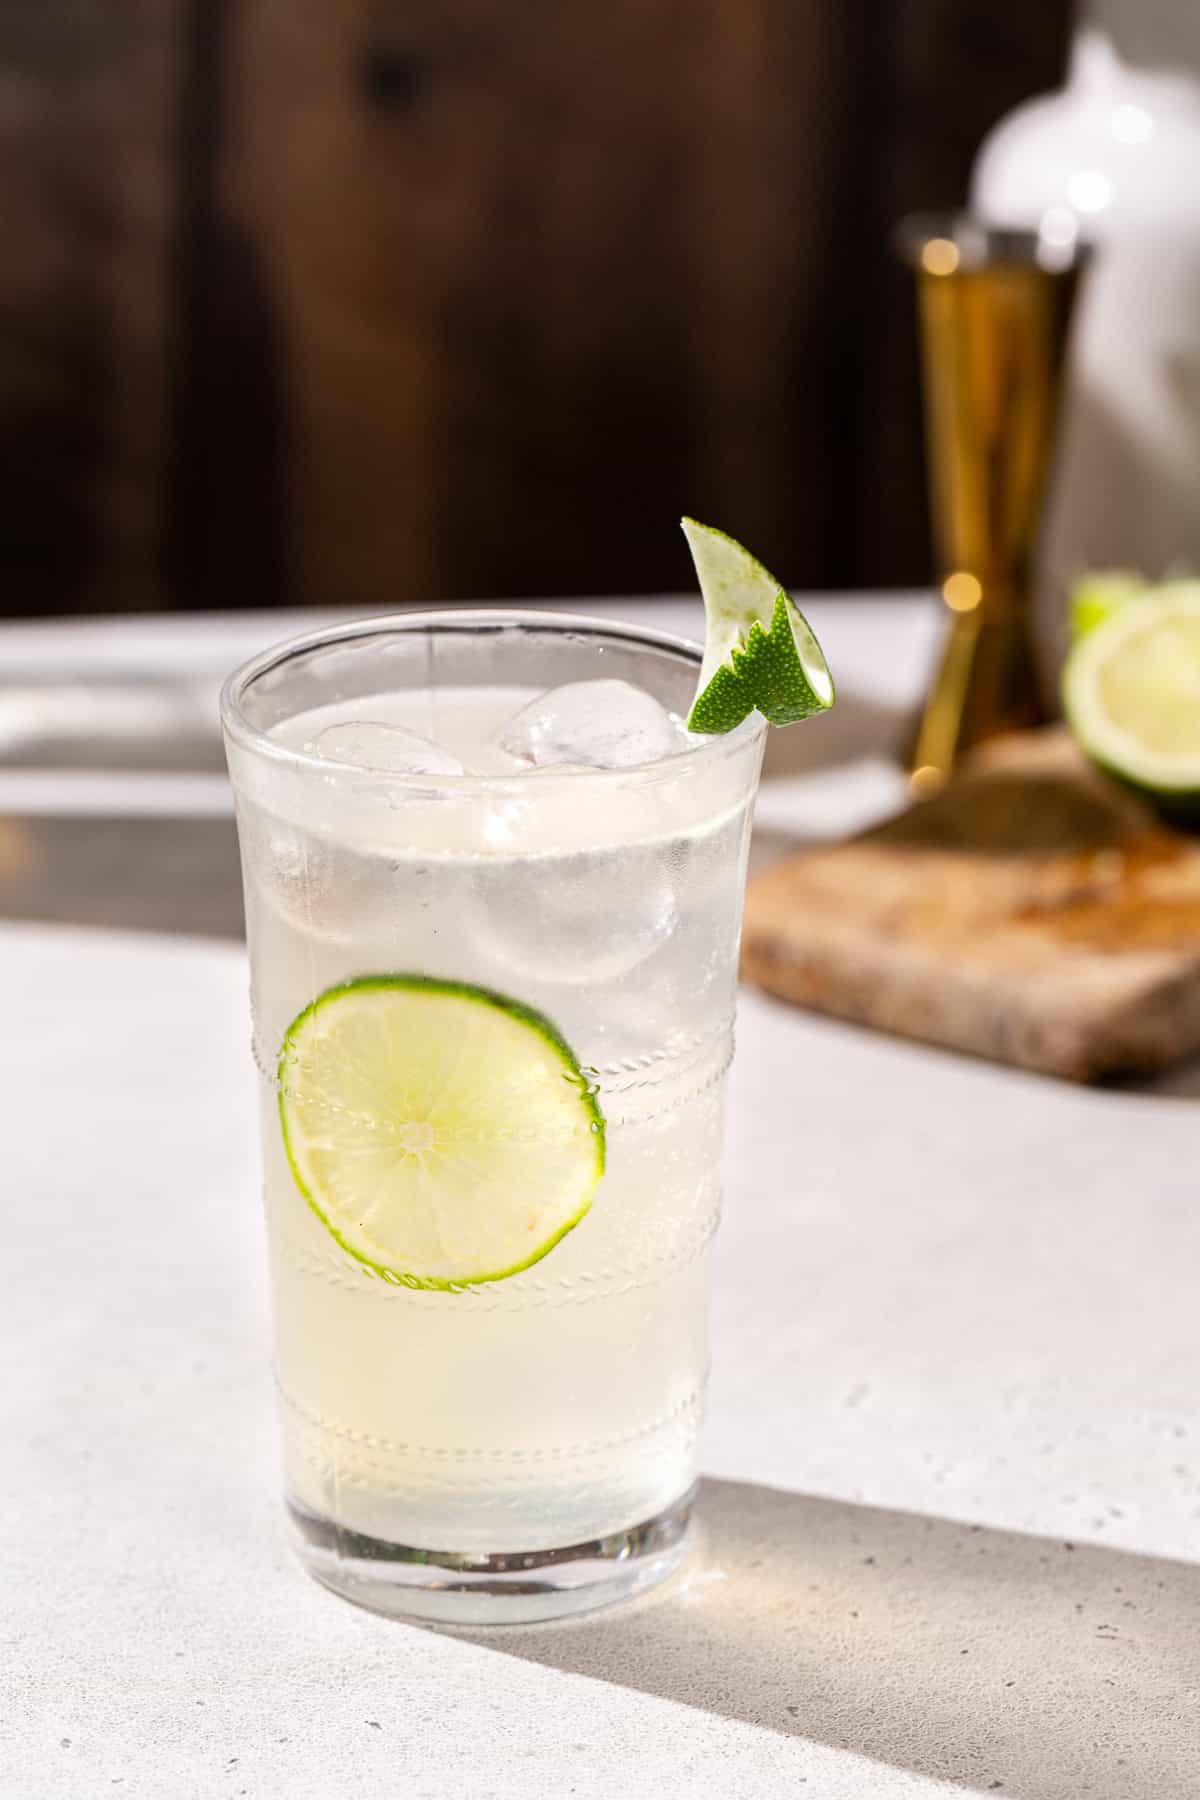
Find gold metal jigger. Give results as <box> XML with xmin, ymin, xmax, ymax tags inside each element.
<box><xmin>896</xmin><ymin>215</ymin><xmax>1089</xmax><ymax>792</ymax></box>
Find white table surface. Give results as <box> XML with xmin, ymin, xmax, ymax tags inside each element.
<box><xmin>6</xmin><ymin>599</ymin><xmax>1200</xmax><ymax>1799</ymax></box>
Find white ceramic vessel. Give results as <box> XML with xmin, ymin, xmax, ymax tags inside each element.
<box><xmin>973</xmin><ymin>27</ymin><xmax>1200</xmax><ymax>683</ymax></box>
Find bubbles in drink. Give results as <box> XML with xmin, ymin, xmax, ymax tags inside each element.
<box><xmin>497</xmin><ymin>679</ymin><xmax>688</xmax><ymax>770</ymax></box>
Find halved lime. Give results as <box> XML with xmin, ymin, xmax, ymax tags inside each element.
<box><xmin>682</xmin><ymin>517</ymin><xmax>835</xmax><ymax>732</ymax></box>
<box><xmin>278</xmin><ymin>976</ymin><xmax>604</xmax><ymax>1289</ymax></box>
<box><xmin>1063</xmin><ymin>585</ymin><xmax>1200</xmax><ymax>810</ymax></box>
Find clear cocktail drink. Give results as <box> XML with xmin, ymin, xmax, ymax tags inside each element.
<box><xmin>222</xmin><ymin>613</ymin><xmax>765</xmax><ymax>1622</ymax></box>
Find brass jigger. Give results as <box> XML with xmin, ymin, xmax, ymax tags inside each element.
<box><xmin>896</xmin><ymin>214</ymin><xmax>1089</xmax><ymax>791</ymax></box>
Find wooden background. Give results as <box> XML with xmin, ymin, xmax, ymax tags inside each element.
<box><xmin>0</xmin><ymin>1</ymin><xmax>1070</xmax><ymax>615</ymax></box>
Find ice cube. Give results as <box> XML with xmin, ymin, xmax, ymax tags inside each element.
<box><xmin>307</xmin><ymin>721</ymin><xmax>464</xmax><ymax>777</ymax></box>
<box><xmin>497</xmin><ymin>680</ymin><xmax>684</xmax><ymax>770</ymax></box>
<box><xmin>468</xmin><ymin>843</ymin><xmax>678</xmax><ymax>986</ymax></box>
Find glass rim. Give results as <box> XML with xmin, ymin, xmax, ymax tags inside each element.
<box><xmin>894</xmin><ymin>209</ymin><xmax>1094</xmax><ymax>274</ymax></box>
<box><xmin>219</xmin><ymin>607</ymin><xmax>766</xmax><ymax>794</ymax></box>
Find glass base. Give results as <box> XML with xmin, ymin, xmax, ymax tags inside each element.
<box><xmin>287</xmin><ymin>1487</ymin><xmax>695</xmax><ymax>1625</ymax></box>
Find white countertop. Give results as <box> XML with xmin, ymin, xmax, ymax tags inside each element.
<box><xmin>6</xmin><ymin>599</ymin><xmax>1200</xmax><ymax>1799</ymax></box>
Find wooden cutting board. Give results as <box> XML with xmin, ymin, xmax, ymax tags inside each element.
<box><xmin>742</xmin><ymin>729</ymin><xmax>1200</xmax><ymax>1081</ymax></box>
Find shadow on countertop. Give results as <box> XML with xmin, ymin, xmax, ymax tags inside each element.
<box><xmin>0</xmin><ymin>813</ymin><xmax>244</xmax><ymax>938</ymax></box>
<box><xmin>464</xmin><ymin>1477</ymin><xmax>1200</xmax><ymax>1800</ymax></box>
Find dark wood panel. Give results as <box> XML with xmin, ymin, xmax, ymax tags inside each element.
<box><xmin>221</xmin><ymin>0</ymin><xmax>867</xmax><ymax>602</ymax></box>
<box><xmin>0</xmin><ymin>1</ymin><xmax>1071</xmax><ymax>614</ymax></box>
<box><xmin>0</xmin><ymin>1</ymin><xmax>179</xmax><ymax>614</ymax></box>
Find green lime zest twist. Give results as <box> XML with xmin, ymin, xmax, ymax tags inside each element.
<box><xmin>681</xmin><ymin>517</ymin><xmax>835</xmax><ymax>733</ymax></box>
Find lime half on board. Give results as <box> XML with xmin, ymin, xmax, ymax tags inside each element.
<box><xmin>682</xmin><ymin>517</ymin><xmax>835</xmax><ymax>732</ymax></box>
<box><xmin>1063</xmin><ymin>585</ymin><xmax>1200</xmax><ymax>815</ymax></box>
<box><xmin>278</xmin><ymin>976</ymin><xmax>605</xmax><ymax>1289</ymax></box>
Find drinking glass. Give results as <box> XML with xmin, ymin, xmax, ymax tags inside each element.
<box><xmin>221</xmin><ymin>611</ymin><xmax>765</xmax><ymax>1622</ymax></box>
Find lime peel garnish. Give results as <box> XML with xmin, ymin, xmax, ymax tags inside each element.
<box><xmin>682</xmin><ymin>517</ymin><xmax>835</xmax><ymax>733</ymax></box>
